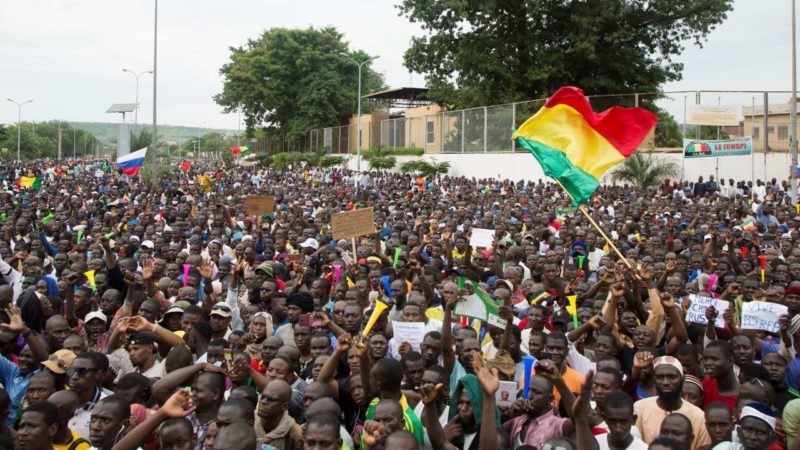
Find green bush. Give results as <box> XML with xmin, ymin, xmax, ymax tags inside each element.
<box><xmin>358</xmin><ymin>146</ymin><xmax>424</xmax><ymax>157</ymax></box>
<box><xmin>399</xmin><ymin>159</ymin><xmax>451</xmax><ymax>176</ymax></box>
<box><xmin>367</xmin><ymin>155</ymin><xmax>396</xmax><ymax>170</ymax></box>
<box><xmin>272</xmin><ymin>151</ymin><xmax>309</xmax><ymax>169</ymax></box>
<box><xmin>318</xmin><ymin>155</ymin><xmax>346</xmax><ymax>168</ymax></box>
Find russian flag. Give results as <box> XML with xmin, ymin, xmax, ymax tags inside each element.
<box><xmin>117</xmin><ymin>147</ymin><xmax>148</xmax><ymax>177</ymax></box>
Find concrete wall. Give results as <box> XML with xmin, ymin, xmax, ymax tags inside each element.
<box><xmin>346</xmin><ymin>151</ymin><xmax>794</xmax><ymax>184</ymax></box>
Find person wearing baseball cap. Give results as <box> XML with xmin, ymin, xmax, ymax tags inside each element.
<box><xmin>209</xmin><ymin>303</ymin><xmax>233</xmax><ymax>340</ymax></box>
<box><xmin>41</xmin><ymin>349</ymin><xmax>76</xmax><ymax>376</ymax></box>
<box><xmin>124</xmin><ymin>331</ymin><xmax>165</xmax><ymax>380</ymax></box>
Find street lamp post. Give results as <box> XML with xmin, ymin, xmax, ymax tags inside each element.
<box><xmin>7</xmin><ymin>98</ymin><xmax>33</xmax><ymax>162</ymax></box>
<box><xmin>122</xmin><ymin>68</ymin><xmax>153</xmax><ymax>132</ymax></box>
<box><xmin>151</xmin><ymin>0</ymin><xmax>159</xmax><ymax>176</ymax></box>
<box><xmin>339</xmin><ymin>53</ymin><xmax>379</xmax><ymax>171</ymax></box>
<box><xmin>791</xmin><ymin>0</ymin><xmax>798</xmax><ymax>203</ymax></box>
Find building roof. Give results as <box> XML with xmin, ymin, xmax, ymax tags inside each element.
<box><xmin>363</xmin><ymin>87</ymin><xmax>431</xmax><ymax>108</ymax></box>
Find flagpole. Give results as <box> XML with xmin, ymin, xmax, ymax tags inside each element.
<box><xmin>554</xmin><ymin>179</ymin><xmax>633</xmax><ymax>270</ymax></box>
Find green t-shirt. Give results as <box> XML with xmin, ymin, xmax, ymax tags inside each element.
<box><xmin>363</xmin><ymin>394</ymin><xmax>425</xmax><ymax>447</ymax></box>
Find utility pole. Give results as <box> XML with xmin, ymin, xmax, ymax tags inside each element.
<box><xmin>151</xmin><ymin>0</ymin><xmax>159</xmax><ymax>176</ymax></box>
<box><xmin>792</xmin><ymin>0</ymin><xmax>798</xmax><ymax>203</ymax></box>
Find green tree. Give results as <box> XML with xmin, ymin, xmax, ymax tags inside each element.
<box><xmin>131</xmin><ymin>129</ymin><xmax>152</xmax><ymax>150</ymax></box>
<box><xmin>655</xmin><ymin>109</ymin><xmax>683</xmax><ymax>148</ymax></box>
<box><xmin>610</xmin><ymin>151</ymin><xmax>680</xmax><ymax>188</ymax></box>
<box><xmin>399</xmin><ymin>0</ymin><xmax>733</xmax><ymax>108</ymax></box>
<box><xmin>0</xmin><ymin>121</ymin><xmax>99</xmax><ymax>160</ymax></box>
<box><xmin>215</xmin><ymin>26</ymin><xmax>385</xmax><ymax>146</ymax></box>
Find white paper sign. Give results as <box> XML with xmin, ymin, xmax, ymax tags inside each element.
<box><xmin>495</xmin><ymin>380</ymin><xmax>518</xmax><ymax>407</ymax></box>
<box><xmin>391</xmin><ymin>321</ymin><xmax>426</xmax><ymax>352</ymax></box>
<box><xmin>469</xmin><ymin>228</ymin><xmax>495</xmax><ymax>248</ymax></box>
<box><xmin>685</xmin><ymin>294</ymin><xmax>729</xmax><ymax>329</ymax></box>
<box><xmin>741</xmin><ymin>301</ymin><xmax>788</xmax><ymax>333</ymax></box>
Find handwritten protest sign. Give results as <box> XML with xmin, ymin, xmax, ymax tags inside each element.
<box><xmin>741</xmin><ymin>301</ymin><xmax>788</xmax><ymax>333</ymax></box>
<box><xmin>685</xmin><ymin>294</ymin><xmax>728</xmax><ymax>329</ymax></box>
<box><xmin>331</xmin><ymin>207</ymin><xmax>375</xmax><ymax>240</ymax></box>
<box><xmin>392</xmin><ymin>321</ymin><xmax>426</xmax><ymax>352</ymax></box>
<box><xmin>244</xmin><ymin>195</ymin><xmax>275</xmax><ymax>216</ymax></box>
<box><xmin>469</xmin><ymin>228</ymin><xmax>495</xmax><ymax>248</ymax></box>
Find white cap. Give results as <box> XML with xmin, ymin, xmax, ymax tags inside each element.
<box><xmin>141</xmin><ymin>240</ymin><xmax>155</xmax><ymax>249</ymax></box>
<box><xmin>85</xmin><ymin>310</ymin><xmax>107</xmax><ymax>324</ymax></box>
<box><xmin>299</xmin><ymin>238</ymin><xmax>319</xmax><ymax>250</ymax></box>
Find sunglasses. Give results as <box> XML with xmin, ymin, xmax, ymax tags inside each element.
<box><xmin>333</xmin><ymin>309</ymin><xmax>345</xmax><ymax>314</ymax></box>
<box><xmin>66</xmin><ymin>367</ymin><xmax>98</xmax><ymax>378</ymax></box>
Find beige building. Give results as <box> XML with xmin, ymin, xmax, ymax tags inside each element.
<box><xmin>742</xmin><ymin>102</ymin><xmax>797</xmax><ymax>152</ymax></box>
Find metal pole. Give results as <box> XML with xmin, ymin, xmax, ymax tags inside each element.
<box><xmin>151</xmin><ymin>0</ymin><xmax>158</xmax><ymax>176</ymax></box>
<box><xmin>73</xmin><ymin>129</ymin><xmax>76</xmax><ymax>159</ymax></box>
<box><xmin>356</xmin><ymin>63</ymin><xmax>362</xmax><ymax>170</ymax></box>
<box><xmin>792</xmin><ymin>0</ymin><xmax>798</xmax><ymax>203</ymax></box>
<box><xmin>752</xmin><ymin>97</ymin><xmax>756</xmax><ymax>188</ymax></box>
<box><xmin>764</xmin><ymin>92</ymin><xmax>769</xmax><ymax>181</ymax></box>
<box><xmin>716</xmin><ymin>96</ymin><xmax>720</xmax><ymax>182</ymax></box>
<box><xmin>7</xmin><ymin>99</ymin><xmax>32</xmax><ymax>162</ymax></box>
<box><xmin>682</xmin><ymin>96</ymin><xmax>687</xmax><ymax>180</ymax></box>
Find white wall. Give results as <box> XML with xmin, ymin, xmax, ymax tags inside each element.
<box><xmin>346</xmin><ymin>152</ymin><xmax>794</xmax><ymax>184</ymax></box>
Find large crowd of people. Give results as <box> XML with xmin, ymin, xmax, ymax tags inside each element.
<box><xmin>0</xmin><ymin>158</ymin><xmax>799</xmax><ymax>450</ymax></box>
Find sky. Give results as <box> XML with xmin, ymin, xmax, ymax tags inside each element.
<box><xmin>0</xmin><ymin>0</ymin><xmax>794</xmax><ymax>131</ymax></box>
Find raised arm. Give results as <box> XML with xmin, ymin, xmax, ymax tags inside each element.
<box><xmin>472</xmin><ymin>357</ymin><xmax>500</xmax><ymax>450</ymax></box>
<box><xmin>2</xmin><ymin>305</ymin><xmax>48</xmax><ymax>362</ymax></box>
<box><xmin>111</xmin><ymin>389</ymin><xmax>195</xmax><ymax>450</ymax></box>
<box><xmin>441</xmin><ymin>293</ymin><xmax>457</xmax><ymax>373</ymax></box>
<box><xmin>318</xmin><ymin>334</ymin><xmax>350</xmax><ymax>399</ymax></box>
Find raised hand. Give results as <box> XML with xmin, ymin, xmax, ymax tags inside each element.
<box><xmin>126</xmin><ymin>316</ymin><xmax>152</xmax><ymax>332</ymax></box>
<box><xmin>637</xmin><ymin>265</ymin><xmax>652</xmax><ymax>283</ymax></box>
<box><xmin>398</xmin><ymin>341</ymin><xmax>413</xmax><ymax>356</ymax></box>
<box><xmin>610</xmin><ymin>282</ymin><xmax>626</xmax><ymax>298</ymax></box>
<box><xmin>571</xmin><ymin>370</ymin><xmax>594</xmax><ymax>418</ymax></box>
<box><xmin>534</xmin><ymin>359</ymin><xmax>562</xmax><ymax>382</ymax></box>
<box><xmin>199</xmin><ymin>263</ymin><xmax>213</xmax><ymax>280</ymax></box>
<box><xmin>587</xmin><ymin>315</ymin><xmax>606</xmax><ymax>329</ymax></box>
<box><xmin>362</xmin><ymin>421</ymin><xmax>388</xmax><ymax>447</ymax></box>
<box><xmin>160</xmin><ymin>388</ymin><xmax>195</xmax><ymax>418</ymax></box>
<box><xmin>705</xmin><ymin>305</ymin><xmax>718</xmax><ymax>325</ymax></box>
<box><xmin>1</xmin><ymin>305</ymin><xmax>26</xmax><ymax>333</ymax></box>
<box><xmin>472</xmin><ymin>355</ymin><xmax>500</xmax><ymax>395</ymax></box>
<box><xmin>336</xmin><ymin>333</ymin><xmax>352</xmax><ymax>354</ymax></box>
<box><xmin>417</xmin><ymin>382</ymin><xmax>444</xmax><ymax>405</ymax></box>
<box><xmin>659</xmin><ymin>292</ymin><xmax>676</xmax><ymax>310</ymax></box>
<box><xmin>633</xmin><ymin>351</ymin><xmax>654</xmax><ymax>370</ymax></box>
<box><xmin>141</xmin><ymin>259</ymin><xmax>153</xmax><ymax>281</ymax></box>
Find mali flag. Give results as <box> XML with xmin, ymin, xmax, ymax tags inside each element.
<box><xmin>513</xmin><ymin>86</ymin><xmax>657</xmax><ymax>205</ymax></box>
<box><xmin>230</xmin><ymin>145</ymin><xmax>251</xmax><ymax>154</ymax></box>
<box><xmin>16</xmin><ymin>177</ymin><xmax>42</xmax><ymax>189</ymax></box>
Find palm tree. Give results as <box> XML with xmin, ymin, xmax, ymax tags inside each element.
<box><xmin>610</xmin><ymin>151</ymin><xmax>679</xmax><ymax>188</ymax></box>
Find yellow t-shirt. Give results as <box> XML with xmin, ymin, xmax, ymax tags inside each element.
<box><xmin>53</xmin><ymin>429</ymin><xmax>91</xmax><ymax>450</ymax></box>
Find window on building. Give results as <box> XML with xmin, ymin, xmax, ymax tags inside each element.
<box><xmin>767</xmin><ymin>126</ymin><xmax>775</xmax><ymax>135</ymax></box>
<box><xmin>778</xmin><ymin>126</ymin><xmax>789</xmax><ymax>140</ymax></box>
<box><xmin>753</xmin><ymin>127</ymin><xmax>760</xmax><ymax>139</ymax></box>
<box><xmin>426</xmin><ymin>119</ymin><xmax>435</xmax><ymax>145</ymax></box>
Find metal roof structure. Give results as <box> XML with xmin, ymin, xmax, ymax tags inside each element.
<box><xmin>363</xmin><ymin>87</ymin><xmax>431</xmax><ymax>108</ymax></box>
<box><xmin>106</xmin><ymin>103</ymin><xmax>138</xmax><ymax>113</ymax></box>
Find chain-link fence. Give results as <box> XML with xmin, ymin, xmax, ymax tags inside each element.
<box><xmin>258</xmin><ymin>90</ymin><xmax>796</xmax><ymax>178</ymax></box>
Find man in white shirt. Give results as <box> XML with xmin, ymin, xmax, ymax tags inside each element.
<box><xmin>596</xmin><ymin>391</ymin><xmax>648</xmax><ymax>450</ymax></box>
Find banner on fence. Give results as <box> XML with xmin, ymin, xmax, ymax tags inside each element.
<box><xmin>687</xmin><ymin>104</ymin><xmax>741</xmax><ymax>126</ymax></box>
<box><xmin>683</xmin><ymin>137</ymin><xmax>752</xmax><ymax>159</ymax></box>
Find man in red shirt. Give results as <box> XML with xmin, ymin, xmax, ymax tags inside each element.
<box><xmin>703</xmin><ymin>340</ymin><xmax>739</xmax><ymax>412</ymax></box>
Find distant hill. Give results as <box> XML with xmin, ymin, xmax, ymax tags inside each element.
<box><xmin>69</xmin><ymin>122</ymin><xmax>237</xmax><ymax>143</ymax></box>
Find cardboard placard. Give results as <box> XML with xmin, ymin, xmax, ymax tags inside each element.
<box><xmin>741</xmin><ymin>301</ymin><xmax>788</xmax><ymax>334</ymax></box>
<box><xmin>331</xmin><ymin>207</ymin><xmax>375</xmax><ymax>240</ymax></box>
<box><xmin>685</xmin><ymin>294</ymin><xmax>729</xmax><ymax>329</ymax></box>
<box><xmin>244</xmin><ymin>196</ymin><xmax>274</xmax><ymax>216</ymax></box>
